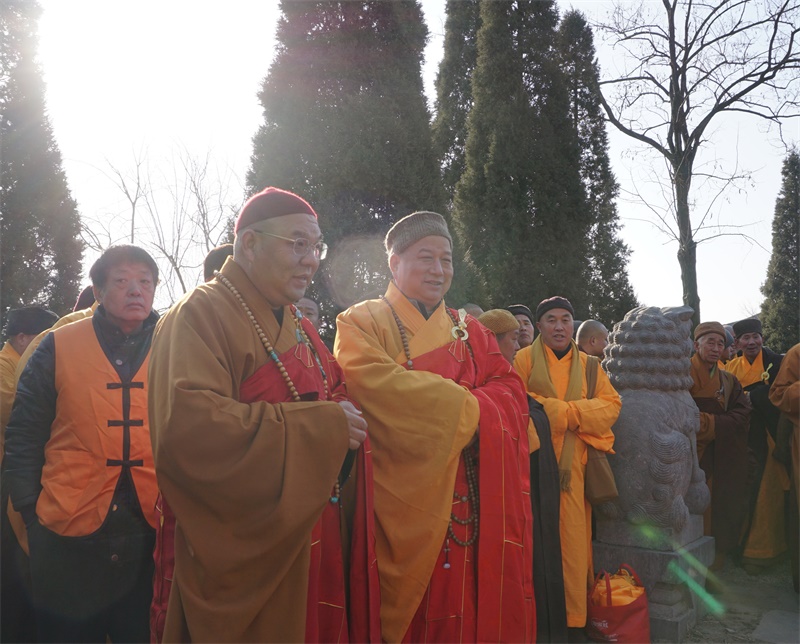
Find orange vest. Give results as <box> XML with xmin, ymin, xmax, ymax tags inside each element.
<box><xmin>35</xmin><ymin>318</ymin><xmax>158</xmax><ymax>536</ymax></box>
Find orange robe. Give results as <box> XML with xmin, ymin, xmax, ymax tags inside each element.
<box><xmin>514</xmin><ymin>340</ymin><xmax>619</xmax><ymax>628</ymax></box>
<box><xmin>335</xmin><ymin>282</ymin><xmax>534</xmax><ymax>642</ymax></box>
<box><xmin>769</xmin><ymin>344</ymin><xmax>800</xmax><ymax>503</ymax></box>
<box><xmin>148</xmin><ymin>258</ymin><xmax>379</xmax><ymax>642</ymax></box>
<box><xmin>726</xmin><ymin>352</ymin><xmax>789</xmax><ymax>562</ymax></box>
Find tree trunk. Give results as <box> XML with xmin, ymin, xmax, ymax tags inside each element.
<box><xmin>673</xmin><ymin>159</ymin><xmax>700</xmax><ymax>327</ymax></box>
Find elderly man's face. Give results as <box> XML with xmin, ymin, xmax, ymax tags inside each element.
<box><xmin>389</xmin><ymin>236</ymin><xmax>453</xmax><ymax>310</ymax></box>
<box><xmin>95</xmin><ymin>261</ymin><xmax>155</xmax><ymax>334</ymax></box>
<box><xmin>496</xmin><ymin>328</ymin><xmax>521</xmax><ymax>364</ymax></box>
<box><xmin>536</xmin><ymin>308</ymin><xmax>574</xmax><ymax>353</ymax></box>
<box><xmin>515</xmin><ymin>315</ymin><xmax>534</xmax><ymax>348</ymax></box>
<box><xmin>240</xmin><ymin>213</ymin><xmax>321</xmax><ymax>309</ymax></box>
<box><xmin>695</xmin><ymin>333</ymin><xmax>725</xmax><ymax>368</ymax></box>
<box><xmin>738</xmin><ymin>332</ymin><xmax>763</xmax><ymax>362</ymax></box>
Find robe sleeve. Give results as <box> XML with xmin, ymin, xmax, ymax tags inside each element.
<box><xmin>566</xmin><ymin>364</ymin><xmax>620</xmax><ymax>452</ymax></box>
<box><xmin>769</xmin><ymin>345</ymin><xmax>799</xmax><ymax>417</ymax></box>
<box><xmin>697</xmin><ymin>412</ymin><xmax>716</xmax><ymax>456</ymax></box>
<box><xmin>334</xmin><ymin>306</ymin><xmax>480</xmax><ymax>461</ymax></box>
<box><xmin>148</xmin><ymin>292</ymin><xmax>351</xmax><ymax>583</ymax></box>
<box><xmin>716</xmin><ymin>377</ymin><xmax>752</xmax><ymax>440</ymax></box>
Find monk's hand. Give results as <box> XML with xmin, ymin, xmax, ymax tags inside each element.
<box><xmin>338</xmin><ymin>400</ymin><xmax>367</xmax><ymax>450</ymax></box>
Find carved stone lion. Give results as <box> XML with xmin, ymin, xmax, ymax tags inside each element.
<box><xmin>596</xmin><ymin>306</ymin><xmax>709</xmax><ymax>549</ymax></box>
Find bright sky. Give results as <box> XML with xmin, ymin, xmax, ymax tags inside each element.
<box><xmin>36</xmin><ymin>0</ymin><xmax>797</xmax><ymax>323</ymax></box>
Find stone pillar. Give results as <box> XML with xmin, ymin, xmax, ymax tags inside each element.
<box><xmin>594</xmin><ymin>306</ymin><xmax>714</xmax><ymax>642</ymax></box>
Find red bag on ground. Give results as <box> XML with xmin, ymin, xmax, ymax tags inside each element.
<box><xmin>586</xmin><ymin>564</ymin><xmax>650</xmax><ymax>643</ymax></box>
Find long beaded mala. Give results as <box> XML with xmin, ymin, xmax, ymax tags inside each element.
<box><xmin>217</xmin><ymin>270</ymin><xmax>340</xmax><ymax>501</ymax></box>
<box><xmin>381</xmin><ymin>296</ymin><xmax>479</xmax><ymax>568</ymax></box>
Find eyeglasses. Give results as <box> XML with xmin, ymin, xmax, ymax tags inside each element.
<box><xmin>252</xmin><ymin>231</ymin><xmax>328</xmax><ymax>260</ymax></box>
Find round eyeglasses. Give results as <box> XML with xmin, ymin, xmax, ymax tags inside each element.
<box><xmin>253</xmin><ymin>231</ymin><xmax>328</xmax><ymax>260</ymax></box>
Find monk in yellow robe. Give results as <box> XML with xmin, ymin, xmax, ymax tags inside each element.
<box><xmin>513</xmin><ymin>296</ymin><xmax>620</xmax><ymax>635</ymax></box>
<box><xmin>768</xmin><ymin>342</ymin><xmax>800</xmax><ymax>591</ymax></box>
<box><xmin>726</xmin><ymin>318</ymin><xmax>788</xmax><ymax>572</ymax></box>
<box><xmin>689</xmin><ymin>322</ymin><xmax>751</xmax><ymax>569</ymax></box>
<box><xmin>148</xmin><ymin>188</ymin><xmax>380</xmax><ymax>642</ymax></box>
<box><xmin>336</xmin><ymin>212</ymin><xmax>534</xmax><ymax>643</ymax></box>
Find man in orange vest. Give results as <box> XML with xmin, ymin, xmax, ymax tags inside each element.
<box><xmin>4</xmin><ymin>245</ymin><xmax>160</xmax><ymax>643</ymax></box>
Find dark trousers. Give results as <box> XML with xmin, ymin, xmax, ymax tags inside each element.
<box><xmin>1</xmin><ymin>493</ymin><xmax>37</xmax><ymax>643</ymax></box>
<box><xmin>27</xmin><ymin>508</ymin><xmax>155</xmax><ymax>643</ymax></box>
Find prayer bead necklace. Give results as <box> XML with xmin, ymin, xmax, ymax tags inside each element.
<box><xmin>216</xmin><ymin>271</ymin><xmax>340</xmax><ymax>501</ymax></box>
<box><xmin>381</xmin><ymin>295</ymin><xmax>480</xmax><ymax>564</ymax></box>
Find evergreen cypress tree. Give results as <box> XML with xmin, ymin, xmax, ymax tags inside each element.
<box><xmin>760</xmin><ymin>151</ymin><xmax>799</xmax><ymax>353</ymax></box>
<box><xmin>247</xmin><ymin>1</ymin><xmax>444</xmax><ymax>333</ymax></box>
<box><xmin>431</xmin><ymin>0</ymin><xmax>480</xmax><ymax>203</ymax></box>
<box><xmin>556</xmin><ymin>10</ymin><xmax>637</xmax><ymax>324</ymax></box>
<box><xmin>452</xmin><ymin>0</ymin><xmax>591</xmax><ymax>313</ymax></box>
<box><xmin>0</xmin><ymin>0</ymin><xmax>83</xmax><ymax>320</ymax></box>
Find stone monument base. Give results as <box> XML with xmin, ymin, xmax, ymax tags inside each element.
<box><xmin>593</xmin><ymin>536</ymin><xmax>715</xmax><ymax>642</ymax></box>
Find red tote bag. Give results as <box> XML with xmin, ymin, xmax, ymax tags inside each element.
<box><xmin>586</xmin><ymin>564</ymin><xmax>650</xmax><ymax>643</ymax></box>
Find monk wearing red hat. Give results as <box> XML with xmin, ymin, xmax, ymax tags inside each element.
<box><xmin>148</xmin><ymin>187</ymin><xmax>380</xmax><ymax>642</ymax></box>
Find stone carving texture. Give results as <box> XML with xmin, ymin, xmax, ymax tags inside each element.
<box><xmin>598</xmin><ymin>306</ymin><xmax>709</xmax><ymax>543</ymax></box>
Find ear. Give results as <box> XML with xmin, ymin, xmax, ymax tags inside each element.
<box><xmin>240</xmin><ymin>229</ymin><xmax>259</xmax><ymax>261</ymax></box>
<box><xmin>536</xmin><ymin>321</ymin><xmax>542</xmax><ymax>334</ymax></box>
<box><xmin>92</xmin><ymin>285</ymin><xmax>103</xmax><ymax>304</ymax></box>
<box><xmin>388</xmin><ymin>252</ymin><xmax>400</xmax><ymax>277</ymax></box>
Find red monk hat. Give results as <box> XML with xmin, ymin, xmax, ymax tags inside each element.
<box><xmin>235</xmin><ymin>187</ymin><xmax>318</xmax><ymax>233</ymax></box>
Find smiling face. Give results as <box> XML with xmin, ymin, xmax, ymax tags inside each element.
<box><xmin>737</xmin><ymin>331</ymin><xmax>763</xmax><ymax>362</ymax></box>
<box><xmin>94</xmin><ymin>261</ymin><xmax>155</xmax><ymax>334</ymax></box>
<box><xmin>237</xmin><ymin>213</ymin><xmax>321</xmax><ymax>309</ymax></box>
<box><xmin>389</xmin><ymin>235</ymin><xmax>454</xmax><ymax>310</ymax></box>
<box><xmin>536</xmin><ymin>308</ymin><xmax>574</xmax><ymax>353</ymax></box>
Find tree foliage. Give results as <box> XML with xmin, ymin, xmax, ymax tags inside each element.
<box><xmin>451</xmin><ymin>0</ymin><xmax>592</xmax><ymax>314</ymax></box>
<box><xmin>0</xmin><ymin>0</ymin><xmax>83</xmax><ymax>321</ymax></box>
<box><xmin>247</xmin><ymin>0</ymin><xmax>444</xmax><ymax>336</ymax></box>
<box><xmin>431</xmin><ymin>0</ymin><xmax>480</xmax><ymax>203</ymax></box>
<box><xmin>556</xmin><ymin>10</ymin><xmax>638</xmax><ymax>324</ymax></box>
<box><xmin>760</xmin><ymin>150</ymin><xmax>799</xmax><ymax>353</ymax></box>
<box><xmin>596</xmin><ymin>0</ymin><xmax>800</xmax><ymax>326</ymax></box>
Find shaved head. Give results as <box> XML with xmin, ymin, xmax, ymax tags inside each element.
<box><xmin>576</xmin><ymin>319</ymin><xmax>609</xmax><ymax>358</ymax></box>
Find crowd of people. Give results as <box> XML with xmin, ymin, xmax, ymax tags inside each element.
<box><xmin>0</xmin><ymin>186</ymin><xmax>797</xmax><ymax>643</ymax></box>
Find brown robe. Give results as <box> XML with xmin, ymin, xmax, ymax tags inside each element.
<box><xmin>148</xmin><ymin>258</ymin><xmax>352</xmax><ymax>642</ymax></box>
<box><xmin>690</xmin><ymin>354</ymin><xmax>751</xmax><ymax>554</ymax></box>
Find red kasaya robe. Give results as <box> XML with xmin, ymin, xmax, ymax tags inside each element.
<box><xmin>239</xmin><ymin>315</ymin><xmax>379</xmax><ymax>643</ymax></box>
<box><xmin>335</xmin><ymin>285</ymin><xmax>534</xmax><ymax>643</ymax></box>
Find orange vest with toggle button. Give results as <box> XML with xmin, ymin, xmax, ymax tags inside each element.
<box><xmin>35</xmin><ymin>317</ymin><xmax>158</xmax><ymax>537</ymax></box>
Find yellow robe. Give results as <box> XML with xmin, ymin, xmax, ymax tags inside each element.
<box><xmin>514</xmin><ymin>342</ymin><xmax>620</xmax><ymax>628</ymax></box>
<box><xmin>334</xmin><ymin>283</ymin><xmax>527</xmax><ymax>642</ymax></box>
<box><xmin>0</xmin><ymin>341</ymin><xmax>21</xmax><ymax>460</ymax></box>
<box><xmin>335</xmin><ymin>283</ymin><xmax>482</xmax><ymax>641</ymax></box>
<box><xmin>726</xmin><ymin>353</ymin><xmax>789</xmax><ymax>561</ymax></box>
<box><xmin>148</xmin><ymin>258</ymin><xmax>351</xmax><ymax>642</ymax></box>
<box><xmin>769</xmin><ymin>344</ymin><xmax>800</xmax><ymax>513</ymax></box>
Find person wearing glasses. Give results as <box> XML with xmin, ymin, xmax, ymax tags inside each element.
<box><xmin>147</xmin><ymin>187</ymin><xmax>379</xmax><ymax>642</ymax></box>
